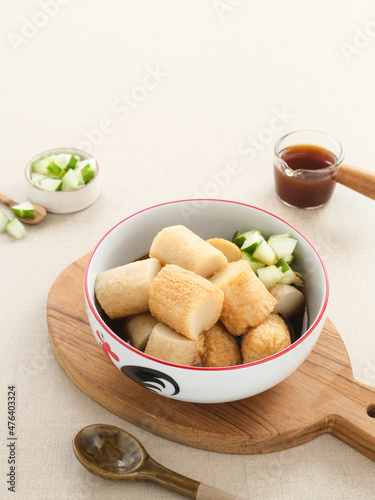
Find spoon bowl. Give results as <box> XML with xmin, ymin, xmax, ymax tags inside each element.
<box><xmin>0</xmin><ymin>189</ymin><xmax>47</xmax><ymax>224</ymax></box>
<box><xmin>73</xmin><ymin>424</ymin><xmax>145</xmax><ymax>478</ymax></box>
<box><xmin>73</xmin><ymin>423</ymin><xmax>240</xmax><ymax>499</ymax></box>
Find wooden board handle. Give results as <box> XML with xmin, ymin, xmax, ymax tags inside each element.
<box><xmin>335</xmin><ymin>163</ymin><xmax>375</xmax><ymax>199</ymax></box>
<box><xmin>329</xmin><ymin>376</ymin><xmax>375</xmax><ymax>460</ymax></box>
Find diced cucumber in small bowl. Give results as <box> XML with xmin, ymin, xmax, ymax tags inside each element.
<box><xmin>25</xmin><ymin>148</ymin><xmax>100</xmax><ymax>214</ymax></box>
<box><xmin>61</xmin><ymin>168</ymin><xmax>83</xmax><ymax>191</ymax></box>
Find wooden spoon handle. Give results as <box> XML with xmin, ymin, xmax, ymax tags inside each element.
<box><xmin>0</xmin><ymin>189</ymin><xmax>18</xmax><ymax>208</ymax></box>
<box><xmin>142</xmin><ymin>456</ymin><xmax>241</xmax><ymax>499</ymax></box>
<box><xmin>335</xmin><ymin>163</ymin><xmax>375</xmax><ymax>199</ymax></box>
<box><xmin>196</xmin><ymin>483</ymin><xmax>241</xmax><ymax>499</ymax></box>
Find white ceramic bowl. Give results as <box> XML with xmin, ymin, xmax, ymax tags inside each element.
<box><xmin>84</xmin><ymin>199</ymin><xmax>328</xmax><ymax>404</ymax></box>
<box><xmin>25</xmin><ymin>148</ymin><xmax>100</xmax><ymax>214</ymax></box>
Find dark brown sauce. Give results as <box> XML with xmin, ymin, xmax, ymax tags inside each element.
<box><xmin>283</xmin><ymin>307</ymin><xmax>308</xmax><ymax>344</ymax></box>
<box><xmin>274</xmin><ymin>144</ymin><xmax>338</xmax><ymax>208</ymax></box>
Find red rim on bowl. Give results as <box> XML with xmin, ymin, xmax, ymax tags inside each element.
<box><xmin>84</xmin><ymin>199</ymin><xmax>329</xmax><ymax>371</ymax></box>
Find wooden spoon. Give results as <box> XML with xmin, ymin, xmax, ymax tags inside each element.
<box><xmin>73</xmin><ymin>423</ymin><xmax>240</xmax><ymax>500</ymax></box>
<box><xmin>335</xmin><ymin>163</ymin><xmax>375</xmax><ymax>200</ymax></box>
<box><xmin>0</xmin><ymin>190</ymin><xmax>47</xmax><ymax>224</ymax></box>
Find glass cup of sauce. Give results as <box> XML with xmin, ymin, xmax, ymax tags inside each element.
<box><xmin>273</xmin><ymin>130</ymin><xmax>344</xmax><ymax>209</ymax></box>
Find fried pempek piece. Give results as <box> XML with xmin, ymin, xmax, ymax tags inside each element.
<box><xmin>145</xmin><ymin>323</ymin><xmax>203</xmax><ymax>366</ymax></box>
<box><xmin>206</xmin><ymin>238</ymin><xmax>242</xmax><ymax>263</ymax></box>
<box><xmin>269</xmin><ymin>283</ymin><xmax>305</xmax><ymax>318</ymax></box>
<box><xmin>150</xmin><ymin>225</ymin><xmax>228</xmax><ymax>278</ymax></box>
<box><xmin>149</xmin><ymin>264</ymin><xmax>224</xmax><ymax>341</ymax></box>
<box><xmin>121</xmin><ymin>313</ymin><xmax>159</xmax><ymax>350</ymax></box>
<box><xmin>241</xmin><ymin>313</ymin><xmax>291</xmax><ymax>363</ymax></box>
<box><xmin>94</xmin><ymin>258</ymin><xmax>161</xmax><ymax>319</ymax></box>
<box><xmin>210</xmin><ymin>260</ymin><xmax>276</xmax><ymax>336</ymax></box>
<box><xmin>202</xmin><ymin>322</ymin><xmax>242</xmax><ymax>367</ymax></box>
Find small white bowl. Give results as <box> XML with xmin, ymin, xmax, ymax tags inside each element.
<box><xmin>84</xmin><ymin>199</ymin><xmax>329</xmax><ymax>404</ymax></box>
<box><xmin>25</xmin><ymin>148</ymin><xmax>101</xmax><ymax>214</ymax></box>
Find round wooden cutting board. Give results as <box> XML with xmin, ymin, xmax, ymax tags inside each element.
<box><xmin>47</xmin><ymin>254</ymin><xmax>375</xmax><ymax>458</ymax></box>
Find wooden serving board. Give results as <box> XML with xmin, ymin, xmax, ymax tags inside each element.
<box><xmin>47</xmin><ymin>255</ymin><xmax>375</xmax><ymax>458</ymax></box>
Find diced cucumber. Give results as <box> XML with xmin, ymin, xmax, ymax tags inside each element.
<box><xmin>252</xmin><ymin>239</ymin><xmax>277</xmax><ymax>265</ymax></box>
<box><xmin>234</xmin><ymin>227</ymin><xmax>301</xmax><ymax>289</ymax></box>
<box><xmin>31</xmin><ymin>172</ymin><xmax>46</xmax><ymax>185</ymax></box>
<box><xmin>65</xmin><ymin>155</ymin><xmax>78</xmax><ymax>170</ymax></box>
<box><xmin>76</xmin><ymin>159</ymin><xmax>96</xmax><ymax>184</ymax></box>
<box><xmin>76</xmin><ymin>158</ymin><xmax>96</xmax><ymax>171</ymax></box>
<box><xmin>276</xmin><ymin>258</ymin><xmax>288</xmax><ymax>272</ymax></box>
<box><xmin>268</xmin><ymin>236</ymin><xmax>298</xmax><ymax>260</ymax></box>
<box><xmin>269</xmin><ymin>232</ymin><xmax>292</xmax><ymax>239</ymax></box>
<box><xmin>62</xmin><ymin>168</ymin><xmax>83</xmax><ymax>191</ymax></box>
<box><xmin>242</xmin><ymin>229</ymin><xmax>262</xmax><ymax>238</ymax></box>
<box><xmin>11</xmin><ymin>201</ymin><xmax>34</xmax><ymax>218</ymax></box>
<box><xmin>50</xmin><ymin>153</ymin><xmax>77</xmax><ymax>170</ymax></box>
<box><xmin>257</xmin><ymin>265</ymin><xmax>283</xmax><ymax>289</ymax></box>
<box><xmin>276</xmin><ymin>258</ymin><xmax>297</xmax><ymax>285</ymax></box>
<box><xmin>241</xmin><ymin>251</ymin><xmax>265</xmax><ymax>271</ymax></box>
<box><xmin>31</xmin><ymin>157</ymin><xmax>51</xmax><ymax>175</ymax></box>
<box><xmin>279</xmin><ymin>268</ymin><xmax>297</xmax><ymax>285</ymax></box>
<box><xmin>39</xmin><ymin>177</ymin><xmax>63</xmax><ymax>191</ymax></box>
<box><xmin>6</xmin><ymin>219</ymin><xmax>27</xmax><ymax>239</ymax></box>
<box><xmin>47</xmin><ymin>162</ymin><xmax>63</xmax><ymax>176</ymax></box>
<box><xmin>241</xmin><ymin>232</ymin><xmax>264</xmax><ymax>251</ymax></box>
<box><xmin>242</xmin><ymin>240</ymin><xmax>261</xmax><ymax>255</ymax></box>
<box><xmin>0</xmin><ymin>210</ymin><xmax>10</xmax><ymax>232</ymax></box>
<box><xmin>234</xmin><ymin>226</ymin><xmax>302</xmax><ymax>291</ymax></box>
<box><xmin>232</xmin><ymin>231</ymin><xmax>246</xmax><ymax>248</ymax></box>
<box><xmin>79</xmin><ymin>163</ymin><xmax>95</xmax><ymax>184</ymax></box>
<box><xmin>30</xmin><ymin>152</ymin><xmax>96</xmax><ymax>192</ymax></box>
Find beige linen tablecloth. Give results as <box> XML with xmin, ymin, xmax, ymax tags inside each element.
<box><xmin>1</xmin><ymin>1</ymin><xmax>375</xmax><ymax>498</ymax></box>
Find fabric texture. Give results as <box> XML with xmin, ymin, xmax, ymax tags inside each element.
<box><xmin>1</xmin><ymin>1</ymin><xmax>375</xmax><ymax>498</ymax></box>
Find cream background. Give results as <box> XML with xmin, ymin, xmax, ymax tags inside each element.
<box><xmin>1</xmin><ymin>0</ymin><xmax>375</xmax><ymax>498</ymax></box>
